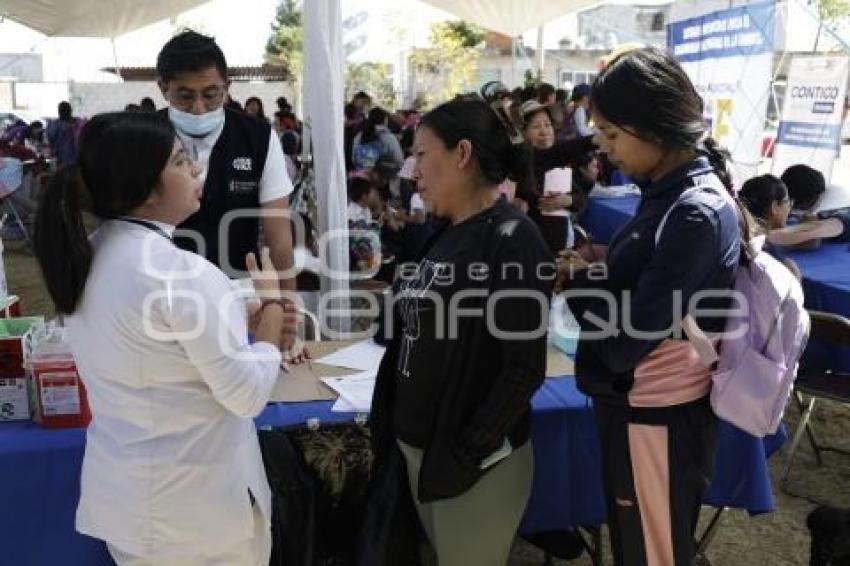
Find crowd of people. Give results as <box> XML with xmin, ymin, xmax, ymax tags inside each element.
<box><xmin>1</xmin><ymin>25</ymin><xmax>845</xmax><ymax>566</ymax></box>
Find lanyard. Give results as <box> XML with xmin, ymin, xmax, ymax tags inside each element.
<box><xmin>118</xmin><ymin>217</ymin><xmax>172</xmax><ymax>241</ymax></box>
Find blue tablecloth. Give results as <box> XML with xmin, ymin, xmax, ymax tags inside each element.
<box><xmin>579</xmin><ymin>195</ymin><xmax>640</xmax><ymax>244</ymax></box>
<box><xmin>0</xmin><ymin>375</ymin><xmax>783</xmax><ymax>565</ymax></box>
<box><xmin>785</xmin><ymin>242</ymin><xmax>850</xmax><ymax>372</ymax></box>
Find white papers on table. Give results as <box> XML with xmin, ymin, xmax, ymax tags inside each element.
<box><xmin>315</xmin><ymin>339</ymin><xmax>385</xmax><ymax>372</ymax></box>
<box><xmin>542</xmin><ymin>167</ymin><xmax>572</xmax><ymax>217</ymax></box>
<box><xmin>322</xmin><ymin>372</ymin><xmax>376</xmax><ymax>413</ymax></box>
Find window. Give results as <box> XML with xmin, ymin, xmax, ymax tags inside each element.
<box><xmin>561</xmin><ymin>71</ymin><xmax>598</xmax><ymax>88</ymax></box>
<box><xmin>636</xmin><ymin>9</ymin><xmax>666</xmax><ymax>34</ymax></box>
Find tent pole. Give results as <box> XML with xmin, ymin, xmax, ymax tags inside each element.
<box><xmin>303</xmin><ymin>0</ymin><xmax>350</xmax><ymax>335</ymax></box>
<box><xmin>511</xmin><ymin>36</ymin><xmax>517</xmax><ymax>87</ymax></box>
<box><xmin>536</xmin><ymin>25</ymin><xmax>545</xmax><ymax>82</ymax></box>
<box><xmin>110</xmin><ymin>37</ymin><xmax>122</xmax><ymax>81</ymax></box>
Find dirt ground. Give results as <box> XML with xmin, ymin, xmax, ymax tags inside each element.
<box><xmin>5</xmin><ymin>237</ymin><xmax>849</xmax><ymax>566</ymax></box>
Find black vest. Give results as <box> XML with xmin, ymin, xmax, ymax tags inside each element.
<box><xmin>165</xmin><ymin>108</ymin><xmax>271</xmax><ymax>277</ymax></box>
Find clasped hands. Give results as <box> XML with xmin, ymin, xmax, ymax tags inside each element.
<box><xmin>246</xmin><ymin>247</ymin><xmax>310</xmax><ymax>366</ymax></box>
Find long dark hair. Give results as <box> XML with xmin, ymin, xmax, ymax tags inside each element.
<box><xmin>592</xmin><ymin>46</ymin><xmax>734</xmax><ymax>191</ymax></box>
<box><xmin>361</xmin><ymin>107</ymin><xmax>388</xmax><ymax>144</ymax></box>
<box><xmin>419</xmin><ymin>98</ymin><xmax>532</xmax><ymax>188</ymax></box>
<box><xmin>34</xmin><ymin>112</ymin><xmax>176</xmax><ymax>314</ymax></box>
<box><xmin>593</xmin><ymin>47</ymin><xmax>705</xmax><ymax>148</ymax></box>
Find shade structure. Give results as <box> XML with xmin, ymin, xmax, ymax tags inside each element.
<box><xmin>418</xmin><ymin>0</ymin><xmax>598</xmax><ymax>37</ymax></box>
<box><xmin>0</xmin><ymin>0</ymin><xmax>210</xmax><ymax>37</ymax></box>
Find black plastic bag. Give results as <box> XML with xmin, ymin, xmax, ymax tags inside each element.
<box><xmin>259</xmin><ymin>428</ymin><xmax>316</xmax><ymax>566</ymax></box>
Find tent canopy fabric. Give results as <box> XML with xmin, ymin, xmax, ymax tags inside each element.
<box><xmin>0</xmin><ymin>0</ymin><xmax>210</xmax><ymax>37</ymax></box>
<box><xmin>419</xmin><ymin>0</ymin><xmax>597</xmax><ymax>37</ymax></box>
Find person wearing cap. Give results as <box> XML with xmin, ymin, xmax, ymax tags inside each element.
<box><xmin>480</xmin><ymin>80</ymin><xmax>512</xmax><ymax>105</ymax></box>
<box><xmin>563</xmin><ymin>83</ymin><xmax>594</xmax><ymax>140</ymax></box>
<box><xmin>516</xmin><ymin>99</ymin><xmax>596</xmax><ymax>254</ymax></box>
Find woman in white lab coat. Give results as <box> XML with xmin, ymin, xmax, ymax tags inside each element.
<box><xmin>33</xmin><ymin>112</ymin><xmax>287</xmax><ymax>565</ymax></box>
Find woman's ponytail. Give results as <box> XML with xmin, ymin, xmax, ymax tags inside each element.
<box><xmin>701</xmin><ymin>137</ymin><xmax>757</xmax><ymax>246</ymax></box>
<box><xmin>33</xmin><ymin>166</ymin><xmax>93</xmax><ymax>314</ymax></box>
<box><xmin>702</xmin><ymin>137</ymin><xmax>733</xmax><ymax>193</ymax></box>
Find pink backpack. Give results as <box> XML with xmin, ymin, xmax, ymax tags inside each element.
<box><xmin>656</xmin><ymin>180</ymin><xmax>810</xmax><ymax>437</ymax></box>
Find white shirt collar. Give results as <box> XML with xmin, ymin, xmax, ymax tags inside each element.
<box><xmin>117</xmin><ymin>217</ymin><xmax>176</xmax><ymax>238</ymax></box>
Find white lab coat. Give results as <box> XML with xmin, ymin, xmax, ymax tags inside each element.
<box><xmin>67</xmin><ymin>219</ymin><xmax>281</xmax><ymax>558</ymax></box>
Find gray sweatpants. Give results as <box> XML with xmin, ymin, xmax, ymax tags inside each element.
<box><xmin>397</xmin><ymin>439</ymin><xmax>534</xmax><ymax>566</ymax></box>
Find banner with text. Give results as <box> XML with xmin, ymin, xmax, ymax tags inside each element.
<box><xmin>771</xmin><ymin>55</ymin><xmax>849</xmax><ymax>183</ymax></box>
<box><xmin>668</xmin><ymin>2</ymin><xmax>776</xmax><ymax>182</ymax></box>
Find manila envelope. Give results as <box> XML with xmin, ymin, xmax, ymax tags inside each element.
<box><xmin>270</xmin><ymin>341</ymin><xmax>361</xmax><ymax>403</ymax></box>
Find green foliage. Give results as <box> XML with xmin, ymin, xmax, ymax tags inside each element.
<box><xmin>816</xmin><ymin>0</ymin><xmax>850</xmax><ymax>23</ymax></box>
<box><xmin>524</xmin><ymin>69</ymin><xmax>543</xmax><ymax>89</ymax></box>
<box><xmin>409</xmin><ymin>20</ymin><xmax>485</xmax><ymax>108</ymax></box>
<box><xmin>436</xmin><ymin>20</ymin><xmax>486</xmax><ymax>48</ymax></box>
<box><xmin>265</xmin><ymin>0</ymin><xmax>303</xmax><ymax>82</ymax></box>
<box><xmin>346</xmin><ymin>62</ymin><xmax>395</xmax><ymax>109</ymax></box>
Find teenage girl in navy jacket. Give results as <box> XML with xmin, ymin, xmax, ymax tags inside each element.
<box><xmin>559</xmin><ymin>47</ymin><xmax>741</xmax><ymax>565</ymax></box>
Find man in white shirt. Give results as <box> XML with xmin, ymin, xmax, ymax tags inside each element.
<box><xmin>156</xmin><ymin>30</ymin><xmax>300</xmax><ymax>352</ymax></box>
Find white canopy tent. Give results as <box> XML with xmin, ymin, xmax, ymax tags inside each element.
<box><xmin>418</xmin><ymin>0</ymin><xmax>597</xmax><ymax>37</ymax></box>
<box><xmin>0</xmin><ymin>0</ymin><xmax>209</xmax><ymax>37</ymax></box>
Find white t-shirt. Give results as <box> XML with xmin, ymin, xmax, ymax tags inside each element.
<box><xmin>176</xmin><ymin>122</ymin><xmax>293</xmax><ymax>204</ymax></box>
<box><xmin>347</xmin><ymin>201</ymin><xmax>373</xmax><ymax>224</ymax></box>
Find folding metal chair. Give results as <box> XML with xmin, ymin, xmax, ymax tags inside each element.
<box><xmin>0</xmin><ymin>157</ymin><xmax>33</xmax><ymax>252</ymax></box>
<box><xmin>782</xmin><ymin>311</ymin><xmax>850</xmax><ymax>487</ymax></box>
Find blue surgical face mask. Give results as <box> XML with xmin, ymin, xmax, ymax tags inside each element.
<box><xmin>168</xmin><ymin>106</ymin><xmax>225</xmax><ymax>137</ymax></box>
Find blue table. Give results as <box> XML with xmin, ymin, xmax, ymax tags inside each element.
<box><xmin>0</xmin><ymin>376</ymin><xmax>783</xmax><ymax>565</ymax></box>
<box><xmin>579</xmin><ymin>195</ymin><xmax>640</xmax><ymax>244</ymax></box>
<box><xmin>785</xmin><ymin>242</ymin><xmax>850</xmax><ymax>371</ymax></box>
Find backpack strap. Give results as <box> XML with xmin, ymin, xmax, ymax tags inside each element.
<box><xmin>653</xmin><ymin>175</ymin><xmax>727</xmax><ymax>247</ymax></box>
<box><xmin>653</xmin><ymin>186</ymin><xmax>703</xmax><ymax>246</ymax></box>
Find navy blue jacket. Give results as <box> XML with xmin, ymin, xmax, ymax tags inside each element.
<box><xmin>566</xmin><ymin>156</ymin><xmax>740</xmax><ymax>408</ymax></box>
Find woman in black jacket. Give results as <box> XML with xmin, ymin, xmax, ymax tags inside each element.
<box><xmin>370</xmin><ymin>98</ymin><xmax>554</xmax><ymax>565</ymax></box>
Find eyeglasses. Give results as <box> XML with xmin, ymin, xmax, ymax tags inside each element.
<box><xmin>172</xmin><ymin>86</ymin><xmax>227</xmax><ymax>111</ymax></box>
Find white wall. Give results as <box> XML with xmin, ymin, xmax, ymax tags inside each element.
<box><xmin>0</xmin><ymin>54</ymin><xmax>43</xmax><ymax>82</ymax></box>
<box><xmin>10</xmin><ymin>80</ymin><xmax>296</xmax><ymax>119</ymax></box>
<box><xmin>477</xmin><ymin>50</ymin><xmax>603</xmax><ymax>89</ymax></box>
<box><xmin>12</xmin><ymin>82</ymin><xmax>70</xmax><ymax>118</ymax></box>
